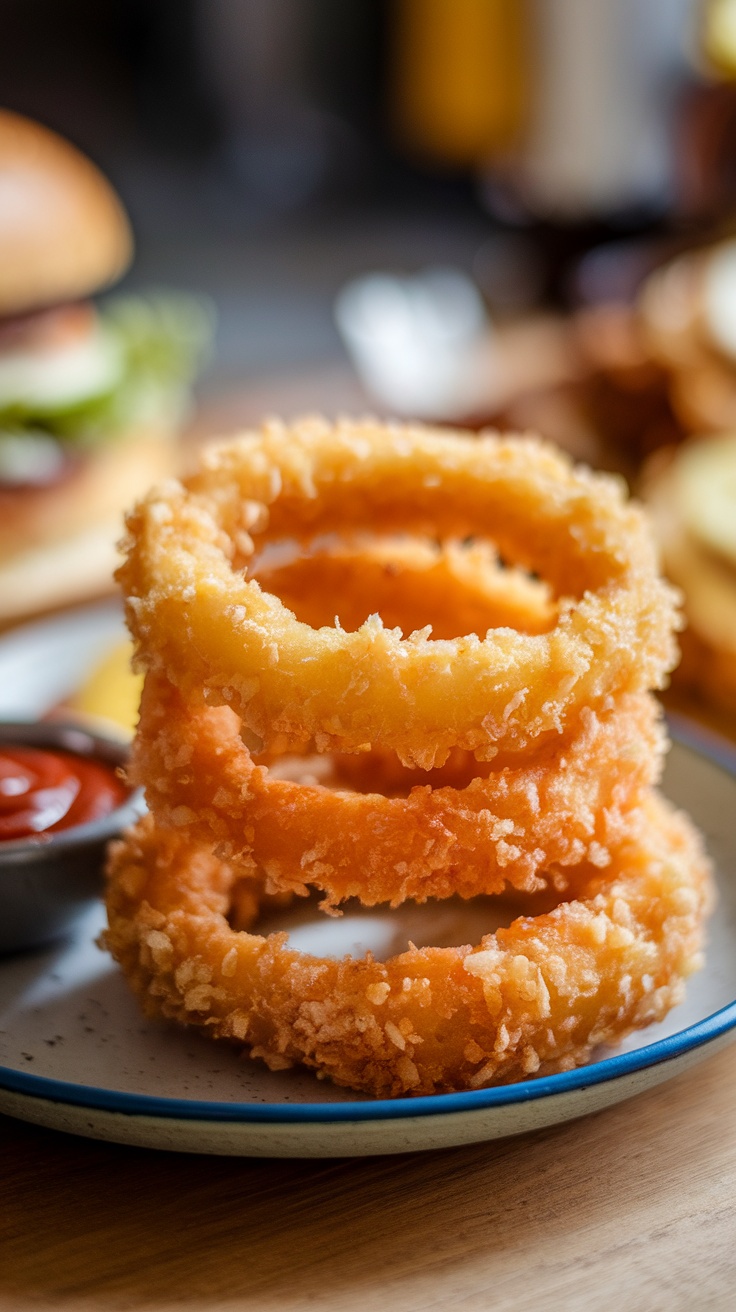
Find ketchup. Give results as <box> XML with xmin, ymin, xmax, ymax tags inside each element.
<box><xmin>0</xmin><ymin>746</ymin><xmax>127</xmax><ymax>841</ymax></box>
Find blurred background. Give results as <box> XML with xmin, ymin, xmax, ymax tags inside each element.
<box><xmin>3</xmin><ymin>0</ymin><xmax>735</xmax><ymax>420</ymax></box>
<box><xmin>5</xmin><ymin>0</ymin><xmax>736</xmax><ymax>721</ymax></box>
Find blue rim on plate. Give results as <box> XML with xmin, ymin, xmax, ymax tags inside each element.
<box><xmin>2</xmin><ymin>714</ymin><xmax>735</xmax><ymax>1126</ymax></box>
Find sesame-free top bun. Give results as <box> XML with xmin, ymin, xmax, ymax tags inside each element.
<box><xmin>0</xmin><ymin>109</ymin><xmax>133</xmax><ymax>316</ymax></box>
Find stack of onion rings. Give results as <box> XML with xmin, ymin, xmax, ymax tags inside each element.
<box><xmin>104</xmin><ymin>418</ymin><xmax>712</xmax><ymax>1097</ymax></box>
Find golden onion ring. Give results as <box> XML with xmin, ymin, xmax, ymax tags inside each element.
<box><xmin>134</xmin><ymin>673</ymin><xmax>666</xmax><ymax>911</ymax></box>
<box><xmin>119</xmin><ymin>419</ymin><xmax>680</xmax><ymax>768</ymax></box>
<box><xmin>103</xmin><ymin>794</ymin><xmax>712</xmax><ymax>1098</ymax></box>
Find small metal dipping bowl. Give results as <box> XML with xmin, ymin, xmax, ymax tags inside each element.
<box><xmin>0</xmin><ymin>720</ymin><xmax>144</xmax><ymax>954</ymax></box>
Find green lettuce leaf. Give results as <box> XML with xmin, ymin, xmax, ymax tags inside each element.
<box><xmin>0</xmin><ymin>291</ymin><xmax>215</xmax><ymax>445</ymax></box>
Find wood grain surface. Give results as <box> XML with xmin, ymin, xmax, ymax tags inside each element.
<box><xmin>1</xmin><ymin>1035</ymin><xmax>735</xmax><ymax>1312</ymax></box>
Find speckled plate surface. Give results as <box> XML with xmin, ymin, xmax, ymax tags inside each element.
<box><xmin>0</xmin><ymin>602</ymin><xmax>735</xmax><ymax>1157</ymax></box>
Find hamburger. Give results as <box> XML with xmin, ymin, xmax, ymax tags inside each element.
<box><xmin>0</xmin><ymin>109</ymin><xmax>211</xmax><ymax>624</ymax></box>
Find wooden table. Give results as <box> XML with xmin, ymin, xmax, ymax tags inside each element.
<box><xmin>1</xmin><ymin>1037</ymin><xmax>735</xmax><ymax>1311</ymax></box>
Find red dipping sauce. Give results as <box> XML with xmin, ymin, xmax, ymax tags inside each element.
<box><xmin>0</xmin><ymin>746</ymin><xmax>127</xmax><ymax>841</ymax></box>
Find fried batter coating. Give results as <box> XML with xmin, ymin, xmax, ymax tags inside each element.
<box><xmin>103</xmin><ymin>794</ymin><xmax>712</xmax><ymax>1098</ymax></box>
<box><xmin>119</xmin><ymin>418</ymin><xmax>680</xmax><ymax>768</ymax></box>
<box><xmin>133</xmin><ymin>673</ymin><xmax>667</xmax><ymax>911</ymax></box>
<box><xmin>108</xmin><ymin>419</ymin><xmax>709</xmax><ymax>1098</ymax></box>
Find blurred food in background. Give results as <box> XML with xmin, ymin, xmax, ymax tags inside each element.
<box><xmin>4</xmin><ymin>0</ymin><xmax>736</xmax><ymax>722</ymax></box>
<box><xmin>638</xmin><ymin>239</ymin><xmax>736</xmax><ymax>434</ymax></box>
<box><xmin>64</xmin><ymin>639</ymin><xmax>141</xmax><ymax>738</ymax></box>
<box><xmin>643</xmin><ymin>433</ymin><xmax>736</xmax><ymax>715</ymax></box>
<box><xmin>0</xmin><ymin>109</ymin><xmax>212</xmax><ymax>626</ymax></box>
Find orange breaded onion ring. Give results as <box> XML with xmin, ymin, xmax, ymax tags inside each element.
<box><xmin>103</xmin><ymin>794</ymin><xmax>712</xmax><ymax>1098</ymax></box>
<box><xmin>134</xmin><ymin>673</ymin><xmax>667</xmax><ymax>910</ymax></box>
<box><xmin>119</xmin><ymin>419</ymin><xmax>681</xmax><ymax>768</ymax></box>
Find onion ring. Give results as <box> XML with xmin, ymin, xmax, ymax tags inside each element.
<box><xmin>119</xmin><ymin>418</ymin><xmax>680</xmax><ymax>767</ymax></box>
<box><xmin>109</xmin><ymin>419</ymin><xmax>708</xmax><ymax>1099</ymax></box>
<box><xmin>133</xmin><ymin>672</ymin><xmax>666</xmax><ymax>910</ymax></box>
<box><xmin>103</xmin><ymin>793</ymin><xmax>712</xmax><ymax>1098</ymax></box>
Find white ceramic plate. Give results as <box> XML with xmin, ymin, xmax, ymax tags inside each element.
<box><xmin>0</xmin><ymin>602</ymin><xmax>735</xmax><ymax>1157</ymax></box>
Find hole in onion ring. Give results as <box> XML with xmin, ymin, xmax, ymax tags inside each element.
<box><xmin>247</xmin><ymin>537</ymin><xmax>558</xmax><ymax>640</ymax></box>
<box><xmin>257</xmin><ymin>747</ymin><xmax>494</xmax><ymax>796</ymax></box>
<box><xmin>245</xmin><ymin>888</ymin><xmax>573</xmax><ymax>961</ymax></box>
